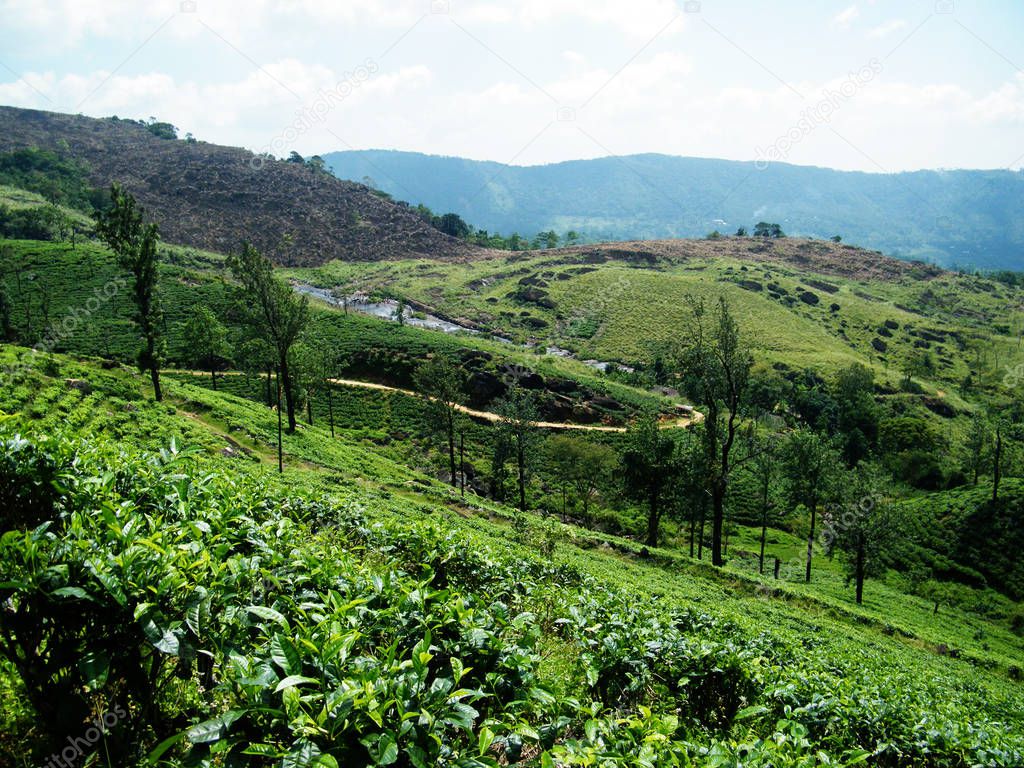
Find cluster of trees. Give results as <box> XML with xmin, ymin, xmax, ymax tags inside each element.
<box><xmin>0</xmin><ymin>203</ymin><xmax>82</xmax><ymax>243</ymax></box>
<box><xmin>750</xmin><ymin>222</ymin><xmax>786</xmax><ymax>238</ymax></box>
<box><xmin>404</xmin><ymin>296</ymin><xmax>1018</xmax><ymax>606</ymax></box>
<box><xmin>106</xmin><ymin>115</ymin><xmax>183</xmax><ymax>141</ymax></box>
<box><xmin>285</xmin><ymin>152</ymin><xmax>330</xmax><ymax>174</ymax></box>
<box><xmin>0</xmin><ymin>148</ymin><xmax>107</xmax><ymax>213</ymax></box>
<box><xmin>361</xmin><ymin>189</ymin><xmax>584</xmax><ymax>251</ymax></box>
<box><xmin>92</xmin><ymin>184</ymin><xmax>319</xmax><ymax>470</ymax></box>
<box><xmin>411</xmin><ymin>205</ymin><xmax>582</xmax><ymax>251</ymax></box>
<box><xmin>712</xmin><ymin>223</ymin><xmax>786</xmax><ymax>239</ymax></box>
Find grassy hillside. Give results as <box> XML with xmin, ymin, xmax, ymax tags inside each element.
<box><xmin>0</xmin><ymin>239</ymin><xmax>678</xmax><ymax>422</ymax></box>
<box><xmin>288</xmin><ymin>237</ymin><xmax>1024</xmax><ymax>399</ymax></box>
<box><xmin>1</xmin><ymin>345</ymin><xmax>1022</xmax><ymax>766</ymax></box>
<box><xmin>324</xmin><ymin>149</ymin><xmax>1024</xmax><ymax>270</ymax></box>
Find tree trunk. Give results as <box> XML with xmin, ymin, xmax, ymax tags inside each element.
<box><xmin>327</xmin><ymin>387</ymin><xmax>335</xmax><ymax>436</ymax></box>
<box><xmin>276</xmin><ymin>370</ymin><xmax>283</xmax><ymax>474</ymax></box>
<box><xmin>459</xmin><ymin>431</ymin><xmax>465</xmax><ymax>497</ymax></box>
<box><xmin>447</xmin><ymin>418</ymin><xmax>457</xmax><ymax>488</ymax></box>
<box><xmin>697</xmin><ymin>496</ymin><xmax>707</xmax><ymax>560</ymax></box>
<box><xmin>210</xmin><ymin>365</ymin><xmax>217</xmax><ymax>391</ymax></box>
<box><xmin>280</xmin><ymin>353</ymin><xmax>297</xmax><ymax>432</ymax></box>
<box><xmin>689</xmin><ymin>512</ymin><xmax>696</xmax><ymax>558</ymax></box>
<box><xmin>759</xmin><ymin>517</ymin><xmax>768</xmax><ymax>575</ymax></box>
<box><xmin>855</xmin><ymin>538</ymin><xmax>865</xmax><ymax>604</ymax></box>
<box><xmin>805</xmin><ymin>502</ymin><xmax>817</xmax><ymax>583</ymax></box>
<box><xmin>711</xmin><ymin>482</ymin><xmax>725</xmax><ymax>566</ymax></box>
<box><xmin>517</xmin><ymin>439</ymin><xmax>526</xmax><ymax>511</ymax></box>
<box><xmin>327</xmin><ymin>386</ymin><xmax>335</xmax><ymax>437</ymax></box>
<box><xmin>149</xmin><ymin>357</ymin><xmax>163</xmax><ymax>402</ymax></box>
<box><xmin>759</xmin><ymin>475</ymin><xmax>769</xmax><ymax>574</ymax></box>
<box><xmin>645</xmin><ymin>490</ymin><xmax>660</xmax><ymax>547</ymax></box>
<box><xmin>265</xmin><ymin>366</ymin><xmax>273</xmax><ymax>406</ymax></box>
<box><xmin>307</xmin><ymin>392</ymin><xmax>314</xmax><ymax>426</ymax></box>
<box><xmin>773</xmin><ymin>557</ymin><xmax>781</xmax><ymax>579</ymax></box>
<box><xmin>993</xmin><ymin>426</ymin><xmax>1002</xmax><ymax>503</ymax></box>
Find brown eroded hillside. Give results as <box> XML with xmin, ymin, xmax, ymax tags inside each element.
<box><xmin>552</xmin><ymin>237</ymin><xmax>945</xmax><ymax>282</ymax></box>
<box><xmin>0</xmin><ymin>106</ymin><xmax>477</xmax><ymax>265</ymax></box>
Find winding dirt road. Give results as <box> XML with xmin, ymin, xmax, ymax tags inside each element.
<box><xmin>167</xmin><ymin>370</ymin><xmax>701</xmax><ymax>432</ymax></box>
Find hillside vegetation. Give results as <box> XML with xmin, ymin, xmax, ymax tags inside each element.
<box><xmin>288</xmin><ymin>237</ymin><xmax>1024</xmax><ymax>397</ymax></box>
<box><xmin>2</xmin><ymin>346</ymin><xmax>1023</xmax><ymax>767</ymax></box>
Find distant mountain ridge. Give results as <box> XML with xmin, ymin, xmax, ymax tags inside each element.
<box><xmin>0</xmin><ymin>107</ymin><xmax>474</xmax><ymax>266</ymax></box>
<box><xmin>323</xmin><ymin>149</ymin><xmax>1024</xmax><ymax>270</ymax></box>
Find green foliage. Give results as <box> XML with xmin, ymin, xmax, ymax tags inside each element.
<box><xmin>878</xmin><ymin>416</ymin><xmax>949</xmax><ymax>489</ymax></box>
<box><xmin>753</xmin><ymin>222</ymin><xmax>786</xmax><ymax>238</ymax></box>
<box><xmin>621</xmin><ymin>412</ymin><xmax>679</xmax><ymax>547</ymax></box>
<box><xmin>94</xmin><ymin>183</ymin><xmax>165</xmax><ymax>399</ymax></box>
<box><xmin>0</xmin><ymin>349</ymin><xmax>1022</xmax><ymax>766</ymax></box>
<box><xmin>546</xmin><ymin>434</ymin><xmax>616</xmax><ymax>522</ymax></box>
<box><xmin>0</xmin><ymin>148</ymin><xmax>104</xmax><ymax>212</ymax></box>
<box><xmin>227</xmin><ymin>242</ymin><xmax>310</xmax><ymax>431</ymax></box>
<box><xmin>414</xmin><ymin>354</ymin><xmax>466</xmax><ymax>487</ymax></box>
<box><xmin>495</xmin><ymin>385</ymin><xmax>540</xmax><ymax>511</ymax></box>
<box><xmin>179</xmin><ymin>304</ymin><xmax>231</xmax><ymax>387</ymax></box>
<box><xmin>0</xmin><ymin>202</ymin><xmax>79</xmax><ymax>241</ymax></box>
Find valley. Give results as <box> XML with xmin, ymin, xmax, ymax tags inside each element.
<box><xmin>0</xmin><ymin>106</ymin><xmax>1022</xmax><ymax>768</ymax></box>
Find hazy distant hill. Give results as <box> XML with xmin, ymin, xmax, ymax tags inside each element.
<box><xmin>0</xmin><ymin>107</ymin><xmax>474</xmax><ymax>265</ymax></box>
<box><xmin>324</xmin><ymin>149</ymin><xmax>1024</xmax><ymax>270</ymax></box>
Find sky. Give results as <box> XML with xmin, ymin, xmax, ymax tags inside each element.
<box><xmin>1</xmin><ymin>0</ymin><xmax>1023</xmax><ymax>172</ymax></box>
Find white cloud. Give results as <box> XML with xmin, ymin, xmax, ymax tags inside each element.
<box><xmin>832</xmin><ymin>5</ymin><xmax>860</xmax><ymax>27</ymax></box>
<box><xmin>467</xmin><ymin>0</ymin><xmax>684</xmax><ymax>39</ymax></box>
<box><xmin>867</xmin><ymin>19</ymin><xmax>907</xmax><ymax>38</ymax></box>
<box><xmin>0</xmin><ymin>60</ymin><xmax>433</xmax><ymax>156</ymax></box>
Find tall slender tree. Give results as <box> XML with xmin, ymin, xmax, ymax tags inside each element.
<box><xmin>496</xmin><ymin>385</ymin><xmax>539</xmax><ymax>511</ymax></box>
<box><xmin>621</xmin><ymin>412</ymin><xmax>679</xmax><ymax>547</ymax></box>
<box><xmin>414</xmin><ymin>355</ymin><xmax>466</xmax><ymax>488</ymax></box>
<box><xmin>825</xmin><ymin>463</ymin><xmax>900</xmax><ymax>605</ymax></box>
<box><xmin>94</xmin><ymin>183</ymin><xmax>164</xmax><ymax>400</ymax></box>
<box><xmin>677</xmin><ymin>297</ymin><xmax>752</xmax><ymax>565</ymax></box>
<box><xmin>748</xmin><ymin>435</ymin><xmax>777</xmax><ymax>574</ymax></box>
<box><xmin>781</xmin><ymin>429</ymin><xmax>841</xmax><ymax>582</ymax></box>
<box><xmin>227</xmin><ymin>242</ymin><xmax>308</xmax><ymax>432</ymax></box>
<box><xmin>180</xmin><ymin>304</ymin><xmax>230</xmax><ymax>390</ymax></box>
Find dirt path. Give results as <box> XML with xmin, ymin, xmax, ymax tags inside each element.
<box><xmin>166</xmin><ymin>370</ymin><xmax>700</xmax><ymax>432</ymax></box>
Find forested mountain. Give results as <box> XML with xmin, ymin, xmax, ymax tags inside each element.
<box><xmin>324</xmin><ymin>149</ymin><xmax>1024</xmax><ymax>270</ymax></box>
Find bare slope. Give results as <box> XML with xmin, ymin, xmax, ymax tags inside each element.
<box><xmin>0</xmin><ymin>106</ymin><xmax>474</xmax><ymax>265</ymax></box>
